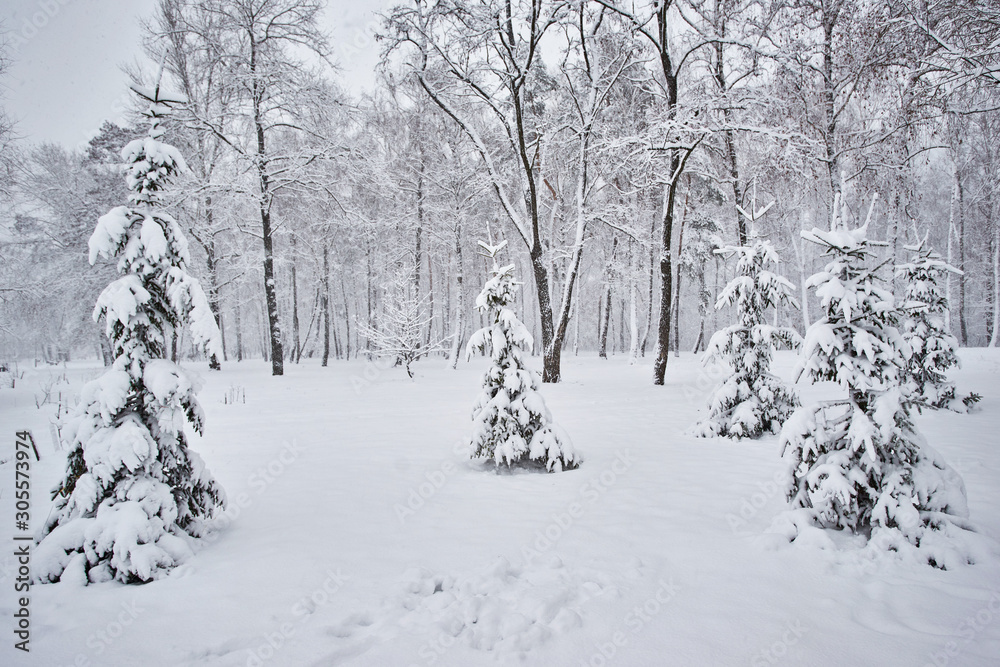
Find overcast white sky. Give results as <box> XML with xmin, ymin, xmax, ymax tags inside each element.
<box><xmin>2</xmin><ymin>0</ymin><xmax>392</xmax><ymax>149</ymax></box>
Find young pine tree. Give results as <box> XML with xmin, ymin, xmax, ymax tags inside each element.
<box><xmin>778</xmin><ymin>218</ymin><xmax>975</xmax><ymax>567</ymax></box>
<box><xmin>897</xmin><ymin>239</ymin><xmax>979</xmax><ymax>412</ymax></box>
<box><xmin>467</xmin><ymin>242</ymin><xmax>580</xmax><ymax>472</ymax></box>
<box><xmin>690</xmin><ymin>234</ymin><xmax>800</xmax><ymax>438</ymax></box>
<box><xmin>34</xmin><ymin>84</ymin><xmax>226</xmax><ymax>584</ymax></box>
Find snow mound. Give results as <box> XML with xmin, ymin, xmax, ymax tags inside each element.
<box><xmin>330</xmin><ymin>557</ymin><xmax>634</xmax><ymax>661</ymax></box>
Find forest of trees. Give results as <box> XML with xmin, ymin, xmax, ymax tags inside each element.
<box><xmin>1</xmin><ymin>0</ymin><xmax>998</xmax><ymax>385</ymax></box>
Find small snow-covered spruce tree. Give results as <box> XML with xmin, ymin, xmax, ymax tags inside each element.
<box><xmin>690</xmin><ymin>232</ymin><xmax>801</xmax><ymax>438</ymax></box>
<box><xmin>778</xmin><ymin>213</ymin><xmax>974</xmax><ymax>567</ymax></box>
<box><xmin>34</xmin><ymin>82</ymin><xmax>226</xmax><ymax>584</ymax></box>
<box><xmin>467</xmin><ymin>241</ymin><xmax>579</xmax><ymax>472</ymax></box>
<box><xmin>897</xmin><ymin>239</ymin><xmax>980</xmax><ymax>412</ymax></box>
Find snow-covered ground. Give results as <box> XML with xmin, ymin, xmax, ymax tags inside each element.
<box><xmin>3</xmin><ymin>350</ymin><xmax>1000</xmax><ymax>666</ymax></box>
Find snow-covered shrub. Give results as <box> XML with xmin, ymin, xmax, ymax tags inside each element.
<box><xmin>34</xmin><ymin>86</ymin><xmax>225</xmax><ymax>584</ymax></box>
<box><xmin>777</xmin><ymin>220</ymin><xmax>976</xmax><ymax>567</ymax></box>
<box><xmin>897</xmin><ymin>240</ymin><xmax>979</xmax><ymax>412</ymax></box>
<box><xmin>358</xmin><ymin>282</ymin><xmax>446</xmax><ymax>378</ymax></box>
<box><xmin>467</xmin><ymin>245</ymin><xmax>579</xmax><ymax>472</ymax></box>
<box><xmin>690</xmin><ymin>236</ymin><xmax>800</xmax><ymax>438</ymax></box>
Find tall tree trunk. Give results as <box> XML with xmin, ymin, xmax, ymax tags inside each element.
<box><xmin>573</xmin><ymin>294</ymin><xmax>580</xmax><ymax>356</ymax></box>
<box><xmin>673</xmin><ymin>198</ymin><xmax>687</xmax><ymax>357</ymax></box>
<box><xmin>426</xmin><ymin>252</ymin><xmax>435</xmax><ymax>347</ymax></box>
<box><xmin>673</xmin><ymin>271</ymin><xmax>682</xmax><ymax>357</ymax></box>
<box><xmin>641</xmin><ymin>199</ymin><xmax>655</xmax><ymax>357</ymax></box>
<box><xmin>332</xmin><ymin>306</ymin><xmax>342</xmax><ymax>360</ymax></box>
<box><xmin>260</xmin><ymin>305</ymin><xmax>269</xmax><ymax>362</ymax></box>
<box><xmin>957</xmin><ymin>174</ymin><xmax>968</xmax><ymax>346</ymax></box>
<box><xmin>99</xmin><ymin>335</ymin><xmax>113</xmax><ymax>367</ymax></box>
<box><xmin>322</xmin><ymin>245</ymin><xmax>330</xmax><ymax>367</ymax></box>
<box><xmin>203</xmin><ymin>197</ymin><xmax>223</xmax><ymax>370</ymax></box>
<box><xmin>596</xmin><ymin>293</ymin><xmax>602</xmax><ymax>348</ymax></box>
<box><xmin>531</xmin><ymin>251</ymin><xmax>559</xmax><ymax>381</ymax></box>
<box><xmin>251</xmin><ymin>39</ymin><xmax>283</xmax><ymax>375</ymax></box>
<box><xmin>450</xmin><ymin>222</ymin><xmax>464</xmax><ymax>369</ymax></box>
<box><xmin>291</xmin><ymin>236</ymin><xmax>301</xmax><ymax>363</ymax></box>
<box><xmin>821</xmin><ymin>10</ymin><xmax>841</xmax><ymax>216</ymax></box>
<box><xmin>987</xmin><ymin>215</ymin><xmax>1000</xmax><ymax>347</ymax></box>
<box><xmin>713</xmin><ymin>31</ymin><xmax>746</xmax><ymax>246</ymax></box>
<box><xmin>694</xmin><ymin>238</ymin><xmax>712</xmax><ymax>355</ymax></box>
<box><xmin>415</xmin><ymin>165</ymin><xmax>423</xmax><ymax>299</ymax></box>
<box><xmin>234</xmin><ymin>298</ymin><xmax>243</xmax><ymax>362</ymax></box>
<box><xmin>599</xmin><ymin>238</ymin><xmax>617</xmax><ymax>358</ymax></box>
<box><xmin>946</xmin><ymin>218</ymin><xmax>954</xmax><ymax>333</ymax></box>
<box><xmin>340</xmin><ymin>274</ymin><xmax>352</xmax><ymax>360</ymax></box>
<box><xmin>628</xmin><ymin>240</ymin><xmax>639</xmax><ymax>364</ymax></box>
<box><xmin>599</xmin><ymin>286</ymin><xmax>612</xmax><ymax>358</ymax></box>
<box><xmin>653</xmin><ymin>175</ymin><xmax>679</xmax><ymax>385</ymax></box>
<box><xmin>651</xmin><ymin>3</ymin><xmax>681</xmax><ymax>386</ymax></box>
<box><xmin>366</xmin><ymin>239</ymin><xmax>374</xmax><ymax>352</ymax></box>
<box><xmin>618</xmin><ymin>297</ymin><xmax>626</xmax><ymax>354</ymax></box>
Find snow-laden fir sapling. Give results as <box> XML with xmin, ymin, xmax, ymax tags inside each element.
<box><xmin>690</xmin><ymin>193</ymin><xmax>800</xmax><ymax>438</ymax></box>
<box><xmin>776</xmin><ymin>200</ymin><xmax>981</xmax><ymax>568</ymax></box>
<box><xmin>33</xmin><ymin>80</ymin><xmax>226</xmax><ymax>584</ymax></box>
<box><xmin>467</xmin><ymin>241</ymin><xmax>580</xmax><ymax>472</ymax></box>
<box><xmin>897</xmin><ymin>237</ymin><xmax>980</xmax><ymax>412</ymax></box>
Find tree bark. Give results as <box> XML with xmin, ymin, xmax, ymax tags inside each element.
<box><xmin>202</xmin><ymin>197</ymin><xmax>223</xmax><ymax>370</ymax></box>
<box><xmin>251</xmin><ymin>37</ymin><xmax>283</xmax><ymax>375</ymax></box>
<box><xmin>652</xmin><ymin>178</ymin><xmax>679</xmax><ymax>385</ymax></box>
<box><xmin>322</xmin><ymin>244</ymin><xmax>330</xmax><ymax>367</ymax></box>
<box><xmin>234</xmin><ymin>299</ymin><xmax>243</xmax><ymax>362</ymax></box>
<box><xmin>957</xmin><ymin>173</ymin><xmax>968</xmax><ymax>346</ymax></box>
<box><xmin>599</xmin><ymin>282</ymin><xmax>612</xmax><ymax>359</ymax></box>
<box><xmin>628</xmin><ymin>240</ymin><xmax>639</xmax><ymax>364</ymax></box>
<box><xmin>651</xmin><ymin>2</ymin><xmax>681</xmax><ymax>386</ymax></box>
<box><xmin>987</xmin><ymin>217</ymin><xmax>1000</xmax><ymax>347</ymax></box>
<box><xmin>821</xmin><ymin>8</ymin><xmax>842</xmax><ymax>214</ymax></box>
<box><xmin>291</xmin><ymin>236</ymin><xmax>301</xmax><ymax>363</ymax></box>
<box><xmin>449</xmin><ymin>221</ymin><xmax>464</xmax><ymax>369</ymax></box>
<box><xmin>641</xmin><ymin>198</ymin><xmax>655</xmax><ymax>357</ymax></box>
<box><xmin>673</xmin><ymin>199</ymin><xmax>687</xmax><ymax>357</ymax></box>
<box><xmin>713</xmin><ymin>29</ymin><xmax>746</xmax><ymax>246</ymax></box>
<box><xmin>599</xmin><ymin>237</ymin><xmax>617</xmax><ymax>358</ymax></box>
<box><xmin>340</xmin><ymin>274</ymin><xmax>352</xmax><ymax>360</ymax></box>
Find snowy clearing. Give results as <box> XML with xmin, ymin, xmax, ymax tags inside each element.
<box><xmin>3</xmin><ymin>350</ymin><xmax>1000</xmax><ymax>666</ymax></box>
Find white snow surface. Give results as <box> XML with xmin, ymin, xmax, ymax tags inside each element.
<box><xmin>3</xmin><ymin>351</ymin><xmax>1000</xmax><ymax>666</ymax></box>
